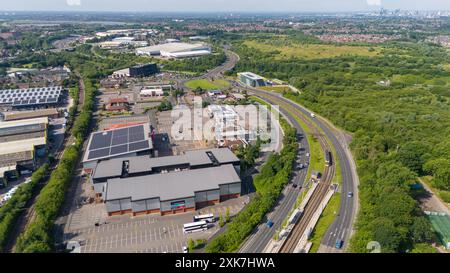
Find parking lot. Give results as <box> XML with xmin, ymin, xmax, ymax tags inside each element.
<box><xmin>157</xmin><ymin>109</ymin><xmax>214</xmax><ymax>155</ymax></box>
<box><xmin>64</xmin><ymin>193</ymin><xmax>247</xmax><ymax>253</ymax></box>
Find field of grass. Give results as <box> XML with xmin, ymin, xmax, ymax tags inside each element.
<box><xmin>243</xmin><ymin>40</ymin><xmax>380</xmax><ymax>60</ymax></box>
<box><xmin>259</xmin><ymin>86</ymin><xmax>292</xmax><ymax>94</ymax></box>
<box><xmin>184</xmin><ymin>79</ymin><xmax>230</xmax><ymax>90</ymax></box>
<box><xmin>308</xmin><ymin>193</ymin><xmax>341</xmax><ymax>252</ymax></box>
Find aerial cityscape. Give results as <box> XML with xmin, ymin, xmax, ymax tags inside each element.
<box><xmin>0</xmin><ymin>0</ymin><xmax>449</xmax><ymax>268</ymax></box>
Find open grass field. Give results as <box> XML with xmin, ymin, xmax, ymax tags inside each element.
<box><xmin>243</xmin><ymin>40</ymin><xmax>381</xmax><ymax>60</ymax></box>
<box><xmin>184</xmin><ymin>79</ymin><xmax>230</xmax><ymax>90</ymax></box>
<box><xmin>259</xmin><ymin>86</ymin><xmax>292</xmax><ymax>94</ymax></box>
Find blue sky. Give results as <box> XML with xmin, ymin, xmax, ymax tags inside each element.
<box><xmin>1</xmin><ymin>0</ymin><xmax>449</xmax><ymax>12</ymax></box>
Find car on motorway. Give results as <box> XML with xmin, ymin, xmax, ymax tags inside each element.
<box><xmin>291</xmin><ymin>183</ymin><xmax>298</xmax><ymax>188</ymax></box>
<box><xmin>335</xmin><ymin>239</ymin><xmax>344</xmax><ymax>249</ymax></box>
<box><xmin>348</xmin><ymin>192</ymin><xmax>354</xmax><ymax>198</ymax></box>
<box><xmin>266</xmin><ymin>220</ymin><xmax>274</xmax><ymax>228</ymax></box>
<box><xmin>310</xmin><ymin>113</ymin><xmax>315</xmax><ymax>118</ymax></box>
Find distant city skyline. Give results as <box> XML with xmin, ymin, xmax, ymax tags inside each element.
<box><xmin>0</xmin><ymin>0</ymin><xmax>449</xmax><ymax>13</ymax></box>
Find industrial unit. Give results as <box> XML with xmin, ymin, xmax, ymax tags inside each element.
<box><xmin>1</xmin><ymin>108</ymin><xmax>59</xmax><ymax>121</ymax></box>
<box><xmin>105</xmin><ymin>164</ymin><xmax>241</xmax><ymax>216</ymax></box>
<box><xmin>0</xmin><ymin>86</ymin><xmax>65</xmax><ymax>109</ymax></box>
<box><xmin>89</xmin><ymin>147</ymin><xmax>241</xmax><ymax>216</ymax></box>
<box><xmin>136</xmin><ymin>42</ymin><xmax>211</xmax><ymax>58</ymax></box>
<box><xmin>82</xmin><ymin>124</ymin><xmax>153</xmax><ymax>174</ymax></box>
<box><xmin>0</xmin><ymin>117</ymin><xmax>48</xmax><ymax>186</ymax></box>
<box><xmin>238</xmin><ymin>72</ymin><xmax>267</xmax><ymax>87</ymax></box>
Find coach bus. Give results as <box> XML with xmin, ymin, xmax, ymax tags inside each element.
<box><xmin>193</xmin><ymin>213</ymin><xmax>215</xmax><ymax>223</ymax></box>
<box><xmin>183</xmin><ymin>221</ymin><xmax>208</xmax><ymax>234</ymax></box>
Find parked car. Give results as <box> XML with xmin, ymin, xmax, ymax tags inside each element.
<box><xmin>182</xmin><ymin>246</ymin><xmax>188</xmax><ymax>253</ymax></box>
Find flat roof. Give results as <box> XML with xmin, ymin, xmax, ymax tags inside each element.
<box><xmin>0</xmin><ymin>86</ymin><xmax>63</xmax><ymax>106</ymax></box>
<box><xmin>3</xmin><ymin>109</ymin><xmax>58</xmax><ymax>121</ymax></box>
<box><xmin>239</xmin><ymin>72</ymin><xmax>264</xmax><ymax>80</ymax></box>
<box><xmin>93</xmin><ymin>148</ymin><xmax>240</xmax><ymax>179</ymax></box>
<box><xmin>105</xmin><ymin>164</ymin><xmax>240</xmax><ymax>202</ymax></box>
<box><xmin>0</xmin><ymin>117</ymin><xmax>48</xmax><ymax>129</ymax></box>
<box><xmin>165</xmin><ymin>50</ymin><xmax>211</xmax><ymax>58</ymax></box>
<box><xmin>136</xmin><ymin>42</ymin><xmax>208</xmax><ymax>54</ymax></box>
<box><xmin>83</xmin><ymin>124</ymin><xmax>153</xmax><ymax>163</ymax></box>
<box><xmin>0</xmin><ymin>137</ymin><xmax>46</xmax><ymax>155</ymax></box>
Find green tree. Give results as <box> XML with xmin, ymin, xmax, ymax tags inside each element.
<box><xmin>187</xmin><ymin>238</ymin><xmax>195</xmax><ymax>252</ymax></box>
<box><xmin>410</xmin><ymin>217</ymin><xmax>433</xmax><ymax>244</ymax></box>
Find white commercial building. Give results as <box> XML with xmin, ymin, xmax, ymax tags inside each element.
<box><xmin>140</xmin><ymin>87</ymin><xmax>165</xmax><ymax>98</ymax></box>
<box><xmin>136</xmin><ymin>42</ymin><xmax>211</xmax><ymax>58</ymax></box>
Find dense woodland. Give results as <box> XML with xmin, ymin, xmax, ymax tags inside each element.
<box><xmin>230</xmin><ymin>34</ymin><xmax>450</xmax><ymax>252</ymax></box>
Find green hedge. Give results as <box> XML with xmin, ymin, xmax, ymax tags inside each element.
<box><xmin>205</xmin><ymin>118</ymin><xmax>297</xmax><ymax>252</ymax></box>
<box><xmin>0</xmin><ymin>164</ymin><xmax>49</xmax><ymax>251</ymax></box>
<box><xmin>15</xmin><ymin>75</ymin><xmax>96</xmax><ymax>253</ymax></box>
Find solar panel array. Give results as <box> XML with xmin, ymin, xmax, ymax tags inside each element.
<box><xmin>0</xmin><ymin>86</ymin><xmax>63</xmax><ymax>107</ymax></box>
<box><xmin>87</xmin><ymin>125</ymin><xmax>151</xmax><ymax>161</ymax></box>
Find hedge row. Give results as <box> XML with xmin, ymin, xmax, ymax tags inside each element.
<box><xmin>14</xmin><ymin>75</ymin><xmax>96</xmax><ymax>253</ymax></box>
<box><xmin>205</xmin><ymin>118</ymin><xmax>298</xmax><ymax>252</ymax></box>
<box><xmin>0</xmin><ymin>164</ymin><xmax>49</xmax><ymax>251</ymax></box>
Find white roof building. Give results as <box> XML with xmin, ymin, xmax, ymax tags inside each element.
<box><xmin>136</xmin><ymin>42</ymin><xmax>211</xmax><ymax>58</ymax></box>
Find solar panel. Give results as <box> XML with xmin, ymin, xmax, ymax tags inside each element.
<box><xmin>112</xmin><ymin>134</ymin><xmax>128</xmax><ymax>146</ymax></box>
<box><xmin>0</xmin><ymin>86</ymin><xmax>64</xmax><ymax>107</ymax></box>
<box><xmin>113</xmin><ymin>128</ymin><xmax>129</xmax><ymax>137</ymax></box>
<box><xmin>129</xmin><ymin>131</ymin><xmax>145</xmax><ymax>142</ymax></box>
<box><xmin>88</xmin><ymin>148</ymin><xmax>110</xmax><ymax>160</ymax></box>
<box><xmin>85</xmin><ymin>125</ymin><xmax>152</xmax><ymax>161</ymax></box>
<box><xmin>110</xmin><ymin>144</ymin><xmax>128</xmax><ymax>155</ymax></box>
<box><xmin>89</xmin><ymin>131</ymin><xmax>113</xmax><ymax>150</ymax></box>
<box><xmin>129</xmin><ymin>126</ymin><xmax>144</xmax><ymax>135</ymax></box>
<box><xmin>129</xmin><ymin>140</ymin><xmax>150</xmax><ymax>151</ymax></box>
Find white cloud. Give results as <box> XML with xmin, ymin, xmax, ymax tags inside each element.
<box><xmin>66</xmin><ymin>0</ymin><xmax>81</xmax><ymax>6</ymax></box>
<box><xmin>367</xmin><ymin>0</ymin><xmax>381</xmax><ymax>6</ymax></box>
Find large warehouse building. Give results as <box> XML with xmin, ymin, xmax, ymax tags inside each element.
<box><xmin>0</xmin><ymin>117</ymin><xmax>48</xmax><ymax>186</ymax></box>
<box><xmin>105</xmin><ymin>164</ymin><xmax>241</xmax><ymax>216</ymax></box>
<box><xmin>136</xmin><ymin>42</ymin><xmax>211</xmax><ymax>58</ymax></box>
<box><xmin>90</xmin><ymin>148</ymin><xmax>242</xmax><ymax>216</ymax></box>
<box><xmin>0</xmin><ymin>86</ymin><xmax>65</xmax><ymax>109</ymax></box>
<box><xmin>82</xmin><ymin>124</ymin><xmax>153</xmax><ymax>174</ymax></box>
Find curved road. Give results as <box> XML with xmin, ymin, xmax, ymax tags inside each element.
<box><xmin>239</xmin><ymin>96</ymin><xmax>310</xmax><ymax>253</ymax></box>
<box><xmin>246</xmin><ymin>89</ymin><xmax>358</xmax><ymax>252</ymax></box>
<box><xmin>191</xmin><ymin>46</ymin><xmax>358</xmax><ymax>252</ymax></box>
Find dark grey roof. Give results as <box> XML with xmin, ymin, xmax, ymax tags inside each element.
<box><xmin>92</xmin><ymin>158</ymin><xmax>124</xmax><ymax>179</ymax></box>
<box><xmin>105</xmin><ymin>164</ymin><xmax>240</xmax><ymax>202</ymax></box>
<box><xmin>93</xmin><ymin>148</ymin><xmax>240</xmax><ymax>178</ymax></box>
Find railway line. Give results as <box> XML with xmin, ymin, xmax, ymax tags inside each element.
<box><xmin>249</xmin><ymin>90</ymin><xmax>337</xmax><ymax>253</ymax></box>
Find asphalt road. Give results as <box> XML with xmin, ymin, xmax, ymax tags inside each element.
<box><xmin>248</xmin><ymin>89</ymin><xmax>358</xmax><ymax>252</ymax></box>
<box><xmin>177</xmin><ymin>48</ymin><xmax>239</xmax><ymax>91</ymax></box>
<box><xmin>239</xmin><ymin>93</ymin><xmax>310</xmax><ymax>253</ymax></box>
